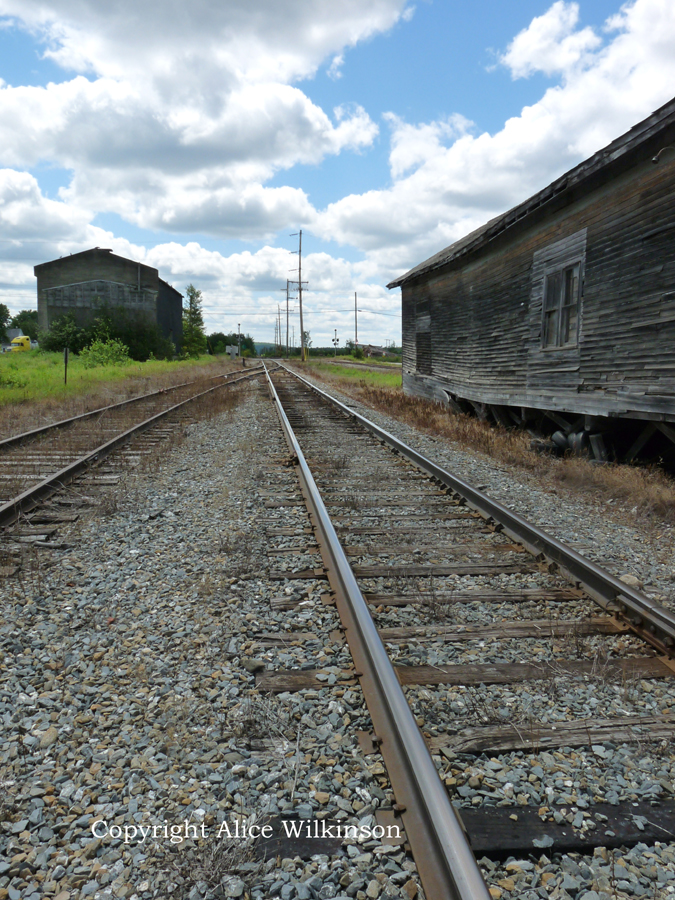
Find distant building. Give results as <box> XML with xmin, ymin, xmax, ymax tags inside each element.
<box><xmin>34</xmin><ymin>248</ymin><xmax>182</xmax><ymax>350</ymax></box>
<box><xmin>362</xmin><ymin>344</ymin><xmax>387</xmax><ymax>357</ymax></box>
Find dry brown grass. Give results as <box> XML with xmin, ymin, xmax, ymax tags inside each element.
<box><xmin>301</xmin><ymin>367</ymin><xmax>675</xmax><ymax>527</ymax></box>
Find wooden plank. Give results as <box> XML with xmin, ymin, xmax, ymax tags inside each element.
<box><xmin>26</xmin><ymin>514</ymin><xmax>79</xmax><ymax>524</ymax></box>
<box><xmin>344</xmin><ymin>543</ymin><xmax>525</xmax><ymax>556</ymax></box>
<box><xmin>5</xmin><ymin>527</ymin><xmax>59</xmax><ymax>537</ymax></box>
<box><xmin>352</xmin><ymin>563</ymin><xmax>536</xmax><ymax>578</ymax></box>
<box><xmin>258</xmin><ymin>657</ymin><xmax>673</xmax><ymax>693</ymax></box>
<box><xmin>428</xmin><ymin>714</ymin><xmax>675</xmax><ymax>754</ymax></box>
<box><xmin>393</xmin><ymin>657</ymin><xmax>672</xmax><ymax>686</ymax></box>
<box><xmin>252</xmin><ymin>632</ymin><xmax>318</xmax><ymax>647</ymax></box>
<box><xmin>331</xmin><ymin>513</ymin><xmax>476</xmax><ymax>524</ymax></box>
<box><xmin>268</xmin><ymin>546</ymin><xmax>320</xmax><ymax>555</ymax></box>
<box><xmin>336</xmin><ymin>523</ymin><xmax>479</xmax><ymax>534</ymax></box>
<box><xmin>269</xmin><ymin>569</ymin><xmax>327</xmax><ymax>581</ymax></box>
<box><xmin>363</xmin><ymin>589</ymin><xmax>582</xmax><ymax>607</ymax></box>
<box><xmin>377</xmin><ymin>617</ymin><xmax>624</xmax><ymax>644</ymax></box>
<box><xmin>266</xmin><ymin>527</ymin><xmax>313</xmax><ymax>536</ymax></box>
<box><xmin>256</xmin><ymin>670</ymin><xmax>356</xmax><ymax>692</ymax></box>
<box><xmin>460</xmin><ymin>799</ymin><xmax>675</xmax><ymax>857</ymax></box>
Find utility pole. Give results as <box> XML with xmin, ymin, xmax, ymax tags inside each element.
<box><xmin>290</xmin><ymin>230</ymin><xmax>307</xmax><ymax>361</ymax></box>
<box><xmin>286</xmin><ymin>280</ymin><xmax>290</xmax><ymax>359</ymax></box>
<box><xmin>237</xmin><ymin>323</ymin><xmax>241</xmax><ymax>359</ymax></box>
<box><xmin>355</xmin><ymin>291</ymin><xmax>358</xmax><ymax>346</ymax></box>
<box><xmin>298</xmin><ymin>230</ymin><xmax>304</xmax><ymax>361</ymax></box>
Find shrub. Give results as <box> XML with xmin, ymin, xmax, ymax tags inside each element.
<box><xmin>353</xmin><ymin>346</ymin><xmax>365</xmax><ymax>360</ymax></box>
<box><xmin>79</xmin><ymin>338</ymin><xmax>131</xmax><ymax>368</ymax></box>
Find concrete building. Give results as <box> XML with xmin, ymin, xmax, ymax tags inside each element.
<box><xmin>35</xmin><ymin>248</ymin><xmax>183</xmax><ymax>350</ymax></box>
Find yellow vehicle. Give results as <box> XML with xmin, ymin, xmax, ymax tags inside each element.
<box><xmin>10</xmin><ymin>336</ymin><xmax>31</xmax><ymax>352</ymax></box>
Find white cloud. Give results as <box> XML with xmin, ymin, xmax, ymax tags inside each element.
<box><xmin>328</xmin><ymin>55</ymin><xmax>345</xmax><ymax>80</ymax></box>
<box><xmin>500</xmin><ymin>1</ymin><xmax>601</xmax><ymax>79</ymax></box>
<box><xmin>0</xmin><ymin>169</ymin><xmax>89</xmax><ymax>239</ymax></box>
<box><xmin>3</xmin><ymin>0</ymin><xmax>675</xmax><ymax>341</ymax></box>
<box><xmin>0</xmin><ymin>0</ymin><xmax>402</xmax><ymax>238</ymax></box>
<box><xmin>385</xmin><ymin>112</ymin><xmax>473</xmax><ymax>178</ymax></box>
<box><xmin>315</xmin><ymin>0</ymin><xmax>675</xmax><ymax>282</ymax></box>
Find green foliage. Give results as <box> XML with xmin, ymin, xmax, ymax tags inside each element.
<box><xmin>39</xmin><ymin>314</ymin><xmax>89</xmax><ymax>353</ymax></box>
<box><xmin>182</xmin><ymin>284</ymin><xmax>207</xmax><ymax>358</ymax></box>
<box><xmin>93</xmin><ymin>310</ymin><xmax>175</xmax><ymax>361</ymax></box>
<box><xmin>0</xmin><ymin>360</ymin><xmax>28</xmax><ymax>388</ymax></box>
<box><xmin>0</xmin><ymin>303</ymin><xmax>11</xmax><ymax>343</ymax></box>
<box><xmin>10</xmin><ymin>310</ymin><xmax>38</xmax><ymax>341</ymax></box>
<box><xmin>353</xmin><ymin>346</ymin><xmax>365</xmax><ymax>360</ymax></box>
<box><xmin>207</xmin><ymin>331</ymin><xmax>256</xmax><ymax>356</ymax></box>
<box><xmin>79</xmin><ymin>338</ymin><xmax>131</xmax><ymax>368</ymax></box>
<box><xmin>38</xmin><ymin>308</ymin><xmax>174</xmax><ymax>361</ymax></box>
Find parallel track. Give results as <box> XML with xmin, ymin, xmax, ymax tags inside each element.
<box><xmin>0</xmin><ymin>366</ymin><xmax>266</xmax><ymax>527</ymax></box>
<box><xmin>263</xmin><ymin>362</ymin><xmax>675</xmax><ymax>900</ymax></box>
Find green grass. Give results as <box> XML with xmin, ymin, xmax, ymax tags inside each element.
<box><xmin>0</xmin><ymin>350</ymin><xmax>223</xmax><ymax>406</ymax></box>
<box><xmin>302</xmin><ymin>358</ymin><xmax>402</xmax><ymax>390</ymax></box>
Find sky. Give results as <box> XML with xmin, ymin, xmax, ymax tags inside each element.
<box><xmin>1</xmin><ymin>0</ymin><xmax>674</xmax><ymax>347</ymax></box>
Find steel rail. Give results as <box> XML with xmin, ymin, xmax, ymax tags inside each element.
<box><xmin>264</xmin><ymin>363</ymin><xmax>491</xmax><ymax>900</ymax></box>
<box><xmin>0</xmin><ymin>368</ymin><xmax>264</xmax><ymax>528</ymax></box>
<box><xmin>280</xmin><ymin>363</ymin><xmax>675</xmax><ymax>655</ymax></box>
<box><xmin>0</xmin><ymin>379</ymin><xmax>199</xmax><ymax>452</ymax></box>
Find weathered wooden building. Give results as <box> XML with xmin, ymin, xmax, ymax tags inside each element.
<box><xmin>35</xmin><ymin>248</ymin><xmax>183</xmax><ymax>351</ymax></box>
<box><xmin>388</xmin><ymin>98</ymin><xmax>675</xmax><ymax>460</ymax></box>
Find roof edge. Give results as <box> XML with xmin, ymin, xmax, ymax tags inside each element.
<box><xmin>386</xmin><ymin>95</ymin><xmax>675</xmax><ymax>289</ymax></box>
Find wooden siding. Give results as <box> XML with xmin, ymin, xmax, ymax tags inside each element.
<box><xmin>402</xmin><ymin>156</ymin><xmax>675</xmax><ymax>422</ymax></box>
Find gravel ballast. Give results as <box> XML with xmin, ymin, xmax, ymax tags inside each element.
<box><xmin>2</xmin><ymin>372</ymin><xmax>675</xmax><ymax>900</ymax></box>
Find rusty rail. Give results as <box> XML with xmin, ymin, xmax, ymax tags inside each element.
<box><xmin>264</xmin><ymin>363</ymin><xmax>491</xmax><ymax>900</ymax></box>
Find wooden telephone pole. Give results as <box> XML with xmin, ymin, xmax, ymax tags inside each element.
<box><xmin>290</xmin><ymin>230</ymin><xmax>308</xmax><ymax>361</ymax></box>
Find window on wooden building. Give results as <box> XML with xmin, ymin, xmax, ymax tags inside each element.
<box><xmin>416</xmin><ymin>332</ymin><xmax>432</xmax><ymax>374</ymax></box>
<box><xmin>542</xmin><ymin>262</ymin><xmax>580</xmax><ymax>348</ymax></box>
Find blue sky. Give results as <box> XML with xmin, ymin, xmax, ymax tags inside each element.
<box><xmin>0</xmin><ymin>0</ymin><xmax>674</xmax><ymax>346</ymax></box>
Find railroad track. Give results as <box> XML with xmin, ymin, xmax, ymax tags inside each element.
<box><xmin>259</xmin><ymin>363</ymin><xmax>675</xmax><ymax>900</ymax></box>
<box><xmin>0</xmin><ymin>365</ymin><xmax>268</xmax><ymax>551</ymax></box>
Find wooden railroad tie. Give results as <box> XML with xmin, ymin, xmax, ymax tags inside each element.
<box><xmin>257</xmin><ymin>657</ymin><xmax>674</xmax><ymax>693</ymax></box>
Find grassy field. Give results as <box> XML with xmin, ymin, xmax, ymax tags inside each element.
<box><xmin>0</xmin><ymin>351</ymin><xmax>228</xmax><ymax>404</ymax></box>
<box><xmin>302</xmin><ymin>358</ymin><xmax>402</xmax><ymax>390</ymax></box>
<box><xmin>0</xmin><ymin>350</ymin><xmax>235</xmax><ymax>437</ymax></box>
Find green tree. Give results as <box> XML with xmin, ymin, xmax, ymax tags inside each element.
<box><xmin>207</xmin><ymin>331</ymin><xmax>255</xmax><ymax>356</ymax></box>
<box><xmin>182</xmin><ymin>284</ymin><xmax>207</xmax><ymax>358</ymax></box>
<box><xmin>10</xmin><ymin>310</ymin><xmax>39</xmax><ymax>341</ymax></box>
<box><xmin>38</xmin><ymin>314</ymin><xmax>88</xmax><ymax>353</ymax></box>
<box><xmin>0</xmin><ymin>304</ymin><xmax>10</xmax><ymax>343</ymax></box>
